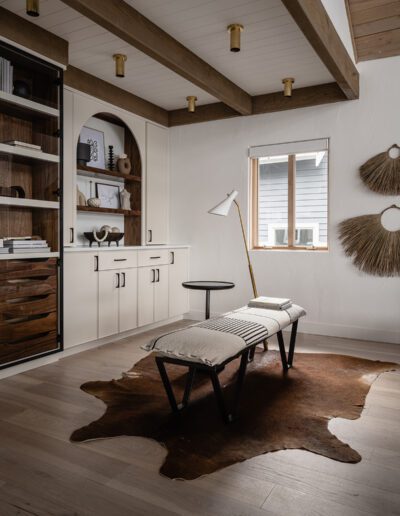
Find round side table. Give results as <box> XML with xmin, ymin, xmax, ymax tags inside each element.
<box><xmin>182</xmin><ymin>281</ymin><xmax>235</xmax><ymax>319</ymax></box>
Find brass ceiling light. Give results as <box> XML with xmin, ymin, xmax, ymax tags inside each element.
<box><xmin>26</xmin><ymin>0</ymin><xmax>39</xmax><ymax>17</ymax></box>
<box><xmin>227</xmin><ymin>24</ymin><xmax>244</xmax><ymax>52</ymax></box>
<box><xmin>113</xmin><ymin>54</ymin><xmax>127</xmax><ymax>78</ymax></box>
<box><xmin>282</xmin><ymin>77</ymin><xmax>295</xmax><ymax>97</ymax></box>
<box><xmin>186</xmin><ymin>96</ymin><xmax>197</xmax><ymax>113</ymax></box>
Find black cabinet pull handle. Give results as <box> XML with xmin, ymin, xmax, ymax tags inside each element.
<box><xmin>70</xmin><ymin>227</ymin><xmax>74</xmax><ymax>243</ymax></box>
<box><xmin>150</xmin><ymin>256</ymin><xmax>161</xmax><ymax>259</ymax></box>
<box><xmin>170</xmin><ymin>251</ymin><xmax>175</xmax><ymax>265</ymax></box>
<box><xmin>116</xmin><ymin>273</ymin><xmax>120</xmax><ymax>288</ymax></box>
<box><xmin>156</xmin><ymin>268</ymin><xmax>160</xmax><ymax>282</ymax></box>
<box><xmin>114</xmin><ymin>258</ymin><xmax>127</xmax><ymax>262</ymax></box>
<box><xmin>151</xmin><ymin>269</ymin><xmax>155</xmax><ymax>283</ymax></box>
<box><xmin>121</xmin><ymin>272</ymin><xmax>126</xmax><ymax>287</ymax></box>
<box><xmin>148</xmin><ymin>229</ymin><xmax>153</xmax><ymax>242</ymax></box>
<box><xmin>94</xmin><ymin>256</ymin><xmax>99</xmax><ymax>271</ymax></box>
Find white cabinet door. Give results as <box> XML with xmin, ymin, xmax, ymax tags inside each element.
<box><xmin>146</xmin><ymin>123</ymin><xmax>168</xmax><ymax>245</ymax></box>
<box><xmin>154</xmin><ymin>265</ymin><xmax>169</xmax><ymax>323</ymax></box>
<box><xmin>138</xmin><ymin>267</ymin><xmax>155</xmax><ymax>327</ymax></box>
<box><xmin>168</xmin><ymin>249</ymin><xmax>189</xmax><ymax>318</ymax></box>
<box><xmin>63</xmin><ymin>88</ymin><xmax>75</xmax><ymax>246</ymax></box>
<box><xmin>98</xmin><ymin>270</ymin><xmax>120</xmax><ymax>339</ymax></box>
<box><xmin>119</xmin><ymin>268</ymin><xmax>138</xmax><ymax>333</ymax></box>
<box><xmin>64</xmin><ymin>252</ymin><xmax>98</xmax><ymax>348</ymax></box>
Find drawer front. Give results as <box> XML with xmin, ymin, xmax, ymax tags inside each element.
<box><xmin>0</xmin><ymin>258</ymin><xmax>59</xmax><ymax>365</ymax></box>
<box><xmin>98</xmin><ymin>251</ymin><xmax>138</xmax><ymax>270</ymax></box>
<box><xmin>138</xmin><ymin>249</ymin><xmax>170</xmax><ymax>267</ymax></box>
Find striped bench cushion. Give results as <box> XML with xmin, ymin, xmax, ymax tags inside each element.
<box><xmin>142</xmin><ymin>304</ymin><xmax>306</xmax><ymax>367</ymax></box>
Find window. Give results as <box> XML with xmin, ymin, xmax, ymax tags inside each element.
<box><xmin>250</xmin><ymin>139</ymin><xmax>329</xmax><ymax>250</ymax></box>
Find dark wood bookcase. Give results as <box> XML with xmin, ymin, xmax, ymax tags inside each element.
<box><xmin>0</xmin><ymin>41</ymin><xmax>63</xmax><ymax>369</ymax></box>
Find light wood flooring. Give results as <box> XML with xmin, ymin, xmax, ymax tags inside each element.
<box><xmin>0</xmin><ymin>321</ymin><xmax>399</xmax><ymax>516</ymax></box>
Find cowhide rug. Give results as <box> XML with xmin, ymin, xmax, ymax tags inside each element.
<box><xmin>70</xmin><ymin>350</ymin><xmax>397</xmax><ymax>480</ymax></box>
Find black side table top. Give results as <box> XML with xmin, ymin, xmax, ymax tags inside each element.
<box><xmin>182</xmin><ymin>281</ymin><xmax>235</xmax><ymax>291</ymax></box>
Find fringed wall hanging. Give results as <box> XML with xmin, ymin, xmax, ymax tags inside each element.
<box><xmin>338</xmin><ymin>205</ymin><xmax>400</xmax><ymax>277</ymax></box>
<box><xmin>359</xmin><ymin>144</ymin><xmax>400</xmax><ymax>195</ymax></box>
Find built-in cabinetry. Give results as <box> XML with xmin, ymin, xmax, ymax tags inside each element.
<box><xmin>145</xmin><ymin>123</ymin><xmax>169</xmax><ymax>245</ymax></box>
<box><xmin>63</xmin><ymin>89</ymin><xmax>169</xmax><ymax>248</ymax></box>
<box><xmin>0</xmin><ymin>41</ymin><xmax>63</xmax><ymax>369</ymax></box>
<box><xmin>64</xmin><ymin>247</ymin><xmax>189</xmax><ymax>349</ymax></box>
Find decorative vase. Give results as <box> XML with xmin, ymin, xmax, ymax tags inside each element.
<box><xmin>87</xmin><ymin>197</ymin><xmax>101</xmax><ymax>208</ymax></box>
<box><xmin>117</xmin><ymin>154</ymin><xmax>131</xmax><ymax>174</ymax></box>
<box><xmin>77</xmin><ymin>142</ymin><xmax>91</xmax><ymax>166</ymax></box>
<box><xmin>76</xmin><ymin>186</ymin><xmax>87</xmax><ymax>206</ymax></box>
<box><xmin>120</xmin><ymin>188</ymin><xmax>131</xmax><ymax>210</ymax></box>
<box><xmin>13</xmin><ymin>80</ymin><xmax>31</xmax><ymax>99</ymax></box>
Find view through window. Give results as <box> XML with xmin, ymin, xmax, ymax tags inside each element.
<box><xmin>250</xmin><ymin>139</ymin><xmax>329</xmax><ymax>250</ymax></box>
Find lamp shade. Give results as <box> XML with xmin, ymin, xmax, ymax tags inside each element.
<box><xmin>208</xmin><ymin>190</ymin><xmax>238</xmax><ymax>216</ymax></box>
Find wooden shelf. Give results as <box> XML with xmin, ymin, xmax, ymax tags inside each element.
<box><xmin>0</xmin><ymin>252</ymin><xmax>59</xmax><ymax>260</ymax></box>
<box><xmin>77</xmin><ymin>165</ymin><xmax>141</xmax><ymax>183</ymax></box>
<box><xmin>0</xmin><ymin>90</ymin><xmax>59</xmax><ymax>119</ymax></box>
<box><xmin>77</xmin><ymin>205</ymin><xmax>141</xmax><ymax>216</ymax></box>
<box><xmin>0</xmin><ymin>196</ymin><xmax>59</xmax><ymax>209</ymax></box>
<box><xmin>0</xmin><ymin>143</ymin><xmax>59</xmax><ymax>163</ymax></box>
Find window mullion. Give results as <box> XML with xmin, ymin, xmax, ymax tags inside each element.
<box><xmin>288</xmin><ymin>154</ymin><xmax>296</xmax><ymax>247</ymax></box>
<box><xmin>251</xmin><ymin>158</ymin><xmax>259</xmax><ymax>248</ymax></box>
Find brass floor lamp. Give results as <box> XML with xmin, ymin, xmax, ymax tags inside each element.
<box><xmin>208</xmin><ymin>190</ymin><xmax>258</xmax><ymax>299</ymax></box>
<box><xmin>208</xmin><ymin>191</ymin><xmax>267</xmax><ymax>355</ymax></box>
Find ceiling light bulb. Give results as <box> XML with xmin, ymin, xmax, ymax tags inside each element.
<box><xmin>186</xmin><ymin>96</ymin><xmax>197</xmax><ymax>113</ymax></box>
<box><xmin>113</xmin><ymin>54</ymin><xmax>127</xmax><ymax>78</ymax></box>
<box><xmin>282</xmin><ymin>77</ymin><xmax>295</xmax><ymax>97</ymax></box>
<box><xmin>26</xmin><ymin>0</ymin><xmax>39</xmax><ymax>16</ymax></box>
<box><xmin>227</xmin><ymin>24</ymin><xmax>244</xmax><ymax>52</ymax></box>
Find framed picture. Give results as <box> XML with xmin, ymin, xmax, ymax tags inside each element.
<box><xmin>80</xmin><ymin>126</ymin><xmax>105</xmax><ymax>169</ymax></box>
<box><xmin>95</xmin><ymin>183</ymin><xmax>121</xmax><ymax>209</ymax></box>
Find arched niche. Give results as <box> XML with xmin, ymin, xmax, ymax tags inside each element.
<box><xmin>75</xmin><ymin>111</ymin><xmax>142</xmax><ymax>246</ymax></box>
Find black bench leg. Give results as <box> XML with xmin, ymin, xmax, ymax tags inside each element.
<box><xmin>277</xmin><ymin>321</ymin><xmax>299</xmax><ymax>370</ymax></box>
<box><xmin>156</xmin><ymin>357</ymin><xmax>179</xmax><ymax>413</ymax></box>
<box><xmin>288</xmin><ymin>320</ymin><xmax>298</xmax><ymax>367</ymax></box>
<box><xmin>209</xmin><ymin>349</ymin><xmax>249</xmax><ymax>424</ymax></box>
<box><xmin>180</xmin><ymin>366</ymin><xmax>196</xmax><ymax>409</ymax></box>
<box><xmin>277</xmin><ymin>331</ymin><xmax>289</xmax><ymax>371</ymax></box>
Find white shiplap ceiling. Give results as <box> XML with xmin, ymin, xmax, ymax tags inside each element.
<box><xmin>0</xmin><ymin>0</ymin><xmax>334</xmax><ymax>110</ymax></box>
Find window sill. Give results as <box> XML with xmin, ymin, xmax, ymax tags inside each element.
<box><xmin>251</xmin><ymin>246</ymin><xmax>329</xmax><ymax>252</ymax></box>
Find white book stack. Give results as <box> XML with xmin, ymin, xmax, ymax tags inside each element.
<box><xmin>0</xmin><ymin>57</ymin><xmax>14</xmax><ymax>94</ymax></box>
<box><xmin>4</xmin><ymin>238</ymin><xmax>50</xmax><ymax>253</ymax></box>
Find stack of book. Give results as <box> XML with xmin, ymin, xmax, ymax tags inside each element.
<box><xmin>0</xmin><ymin>57</ymin><xmax>13</xmax><ymax>94</ymax></box>
<box><xmin>0</xmin><ymin>239</ymin><xmax>10</xmax><ymax>254</ymax></box>
<box><xmin>4</xmin><ymin>238</ymin><xmax>50</xmax><ymax>254</ymax></box>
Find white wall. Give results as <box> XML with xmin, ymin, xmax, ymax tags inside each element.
<box><xmin>169</xmin><ymin>56</ymin><xmax>400</xmax><ymax>344</ymax></box>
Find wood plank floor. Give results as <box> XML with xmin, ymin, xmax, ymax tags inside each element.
<box><xmin>0</xmin><ymin>321</ymin><xmax>399</xmax><ymax>516</ymax></box>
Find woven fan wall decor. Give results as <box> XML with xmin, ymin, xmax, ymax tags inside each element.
<box><xmin>359</xmin><ymin>144</ymin><xmax>400</xmax><ymax>195</ymax></box>
<box><xmin>338</xmin><ymin>205</ymin><xmax>400</xmax><ymax>277</ymax></box>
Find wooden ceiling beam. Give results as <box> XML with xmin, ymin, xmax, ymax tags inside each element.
<box><xmin>64</xmin><ymin>66</ymin><xmax>169</xmax><ymax>127</ymax></box>
<box><xmin>168</xmin><ymin>83</ymin><xmax>346</xmax><ymax>126</ymax></box>
<box><xmin>281</xmin><ymin>0</ymin><xmax>359</xmax><ymax>100</ymax></box>
<box><xmin>60</xmin><ymin>0</ymin><xmax>252</xmax><ymax>115</ymax></box>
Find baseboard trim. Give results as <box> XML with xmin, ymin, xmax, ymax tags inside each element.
<box><xmin>0</xmin><ymin>315</ymin><xmax>184</xmax><ymax>380</ymax></box>
<box><xmin>184</xmin><ymin>310</ymin><xmax>400</xmax><ymax>344</ymax></box>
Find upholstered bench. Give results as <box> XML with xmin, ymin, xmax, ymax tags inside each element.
<box><xmin>143</xmin><ymin>305</ymin><xmax>306</xmax><ymax>423</ymax></box>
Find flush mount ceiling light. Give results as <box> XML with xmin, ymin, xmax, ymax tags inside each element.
<box><xmin>186</xmin><ymin>96</ymin><xmax>197</xmax><ymax>113</ymax></box>
<box><xmin>26</xmin><ymin>0</ymin><xmax>39</xmax><ymax>16</ymax></box>
<box><xmin>227</xmin><ymin>24</ymin><xmax>244</xmax><ymax>52</ymax></box>
<box><xmin>113</xmin><ymin>54</ymin><xmax>127</xmax><ymax>78</ymax></box>
<box><xmin>282</xmin><ymin>77</ymin><xmax>295</xmax><ymax>97</ymax></box>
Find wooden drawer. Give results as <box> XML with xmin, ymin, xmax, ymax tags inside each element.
<box><xmin>138</xmin><ymin>249</ymin><xmax>170</xmax><ymax>267</ymax></box>
<box><xmin>0</xmin><ymin>331</ymin><xmax>58</xmax><ymax>366</ymax></box>
<box><xmin>97</xmin><ymin>251</ymin><xmax>138</xmax><ymax>271</ymax></box>
<box><xmin>0</xmin><ymin>312</ymin><xmax>57</xmax><ymax>343</ymax></box>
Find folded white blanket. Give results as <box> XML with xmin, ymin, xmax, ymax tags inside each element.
<box><xmin>248</xmin><ymin>296</ymin><xmax>292</xmax><ymax>310</ymax></box>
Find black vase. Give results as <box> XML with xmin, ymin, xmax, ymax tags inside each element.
<box><xmin>13</xmin><ymin>80</ymin><xmax>31</xmax><ymax>99</ymax></box>
<box><xmin>77</xmin><ymin>142</ymin><xmax>91</xmax><ymax>166</ymax></box>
